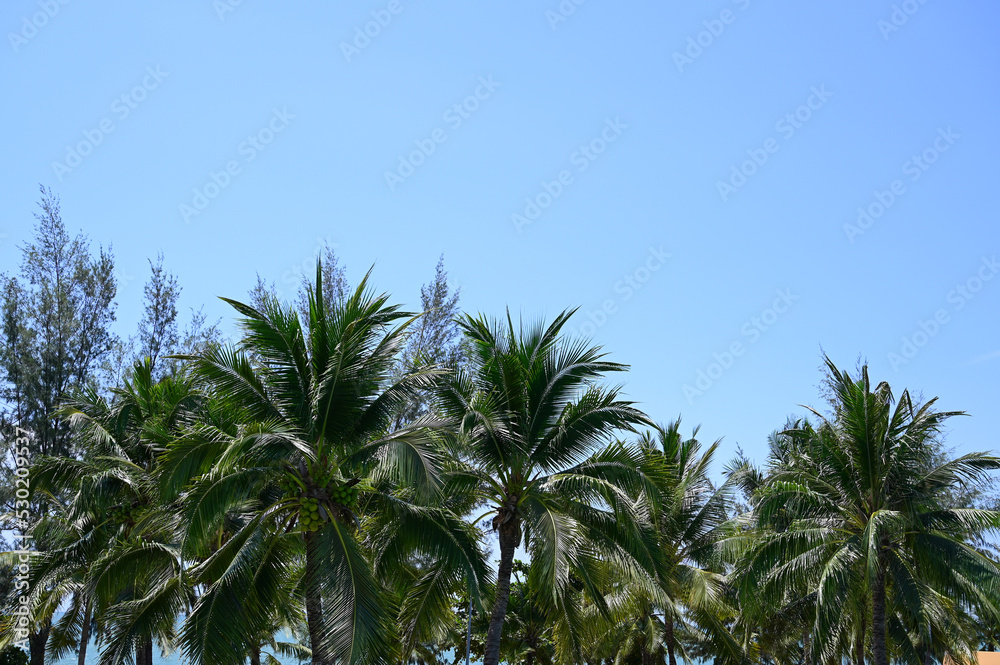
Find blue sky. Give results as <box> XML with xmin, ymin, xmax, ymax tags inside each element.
<box><xmin>2</xmin><ymin>0</ymin><xmax>999</xmax><ymax>478</ymax></box>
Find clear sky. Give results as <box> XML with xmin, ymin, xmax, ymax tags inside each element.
<box><xmin>2</xmin><ymin>0</ymin><xmax>999</xmax><ymax>477</ymax></box>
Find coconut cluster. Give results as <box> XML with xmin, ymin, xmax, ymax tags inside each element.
<box><xmin>298</xmin><ymin>496</ymin><xmax>324</xmax><ymax>532</ymax></box>
<box><xmin>108</xmin><ymin>500</ymin><xmax>143</xmax><ymax>525</ymax></box>
<box><xmin>277</xmin><ymin>474</ymin><xmax>300</xmax><ymax>496</ymax></box>
<box><xmin>278</xmin><ymin>470</ymin><xmax>361</xmax><ymax>532</ymax></box>
<box><xmin>329</xmin><ymin>482</ymin><xmax>359</xmax><ymax>508</ymax></box>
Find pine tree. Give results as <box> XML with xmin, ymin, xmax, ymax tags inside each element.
<box><xmin>0</xmin><ymin>186</ymin><xmax>117</xmax><ymax>665</ymax></box>
<box><xmin>395</xmin><ymin>255</ymin><xmax>464</xmax><ymax>426</ymax></box>
<box><xmin>0</xmin><ymin>186</ymin><xmax>117</xmax><ymax>457</ymax></box>
<box><xmin>137</xmin><ymin>252</ymin><xmax>180</xmax><ymax>379</ymax></box>
<box><xmin>294</xmin><ymin>243</ymin><xmax>349</xmax><ymax>321</ymax></box>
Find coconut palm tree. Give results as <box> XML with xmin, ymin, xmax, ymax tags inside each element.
<box><xmin>735</xmin><ymin>357</ymin><xmax>1000</xmax><ymax>665</ymax></box>
<box><xmin>583</xmin><ymin>422</ymin><xmax>742</xmax><ymax>665</ymax></box>
<box><xmin>637</xmin><ymin>421</ymin><xmax>740</xmax><ymax>665</ymax></box>
<box><xmin>29</xmin><ymin>359</ymin><xmax>199</xmax><ymax>665</ymax></box>
<box><xmin>434</xmin><ymin>310</ymin><xmax>661</xmax><ymax>665</ymax></box>
<box><xmin>167</xmin><ymin>265</ymin><xmax>487</xmax><ymax>665</ymax></box>
<box><xmin>496</xmin><ymin>559</ymin><xmax>555</xmax><ymax>665</ymax></box>
<box><xmin>724</xmin><ymin>426</ymin><xmax>825</xmax><ymax>665</ymax></box>
<box><xmin>0</xmin><ymin>484</ymin><xmax>90</xmax><ymax>665</ymax></box>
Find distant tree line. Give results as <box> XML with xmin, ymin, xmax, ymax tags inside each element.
<box><xmin>1</xmin><ymin>188</ymin><xmax>999</xmax><ymax>665</ymax></box>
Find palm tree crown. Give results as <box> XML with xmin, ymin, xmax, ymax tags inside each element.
<box><xmin>169</xmin><ymin>265</ymin><xmax>486</xmax><ymax>665</ymax></box>
<box><xmin>735</xmin><ymin>357</ymin><xmax>1000</xmax><ymax>665</ymax></box>
<box><xmin>435</xmin><ymin>310</ymin><xmax>658</xmax><ymax>665</ymax></box>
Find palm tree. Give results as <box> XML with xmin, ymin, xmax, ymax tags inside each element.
<box><xmin>585</xmin><ymin>422</ymin><xmax>741</xmax><ymax>665</ymax></box>
<box><xmin>578</xmin><ymin>561</ymin><xmax>668</xmax><ymax>665</ymax></box>
<box><xmin>725</xmin><ymin>427</ymin><xmax>823</xmax><ymax>665</ymax></box>
<box><xmin>363</xmin><ymin>456</ymin><xmax>489</xmax><ymax>663</ymax></box>
<box><xmin>18</xmin><ymin>492</ymin><xmax>101</xmax><ymax>665</ymax></box>
<box><xmin>29</xmin><ymin>359</ymin><xmax>199</xmax><ymax>665</ymax></box>
<box><xmin>434</xmin><ymin>310</ymin><xmax>659</xmax><ymax>665</ymax></box>
<box><xmin>497</xmin><ymin>560</ymin><xmax>555</xmax><ymax>665</ymax></box>
<box><xmin>0</xmin><ymin>485</ymin><xmax>86</xmax><ymax>665</ymax></box>
<box><xmin>736</xmin><ymin>357</ymin><xmax>1000</xmax><ymax>665</ymax></box>
<box><xmin>168</xmin><ymin>265</ymin><xmax>487</xmax><ymax>665</ymax></box>
<box><xmin>637</xmin><ymin>421</ymin><xmax>740</xmax><ymax>665</ymax></box>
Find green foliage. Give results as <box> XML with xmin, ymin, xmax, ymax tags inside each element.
<box><xmin>0</xmin><ymin>187</ymin><xmax>118</xmax><ymax>665</ymax></box>
<box><xmin>435</xmin><ymin>309</ymin><xmax>657</xmax><ymax>665</ymax></box>
<box><xmin>0</xmin><ymin>646</ymin><xmax>28</xmax><ymax>665</ymax></box>
<box><xmin>0</xmin><ymin>186</ymin><xmax>117</xmax><ymax>458</ymax></box>
<box><xmin>138</xmin><ymin>252</ymin><xmax>180</xmax><ymax>377</ymax></box>
<box><xmin>19</xmin><ymin>358</ymin><xmax>199</xmax><ymax>665</ymax></box>
<box><xmin>730</xmin><ymin>356</ymin><xmax>1000</xmax><ymax>665</ymax></box>
<box><xmin>585</xmin><ymin>421</ymin><xmax>742</xmax><ymax>665</ymax></box>
<box><xmin>172</xmin><ymin>261</ymin><xmax>488</xmax><ymax>665</ymax></box>
<box><xmin>4</xmin><ymin>200</ymin><xmax>999</xmax><ymax>665</ymax></box>
<box><xmin>102</xmin><ymin>254</ymin><xmax>222</xmax><ymax>389</ymax></box>
<box><xmin>394</xmin><ymin>255</ymin><xmax>464</xmax><ymax>428</ymax></box>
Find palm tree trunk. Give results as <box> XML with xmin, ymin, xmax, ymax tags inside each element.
<box><xmin>29</xmin><ymin>620</ymin><xmax>50</xmax><ymax>665</ymax></box>
<box><xmin>483</xmin><ymin>518</ymin><xmax>519</xmax><ymax>665</ymax></box>
<box><xmin>641</xmin><ymin>646</ymin><xmax>654</xmax><ymax>665</ymax></box>
<box><xmin>251</xmin><ymin>643</ymin><xmax>262</xmax><ymax>665</ymax></box>
<box><xmin>855</xmin><ymin>626</ymin><xmax>865</xmax><ymax>665</ymax></box>
<box><xmin>305</xmin><ymin>531</ymin><xmax>330</xmax><ymax>665</ymax></box>
<box><xmin>665</xmin><ymin>618</ymin><xmax>678</xmax><ymax>665</ymax></box>
<box><xmin>136</xmin><ymin>639</ymin><xmax>153</xmax><ymax>665</ymax></box>
<box><xmin>872</xmin><ymin>568</ymin><xmax>888</xmax><ymax>665</ymax></box>
<box><xmin>77</xmin><ymin>597</ymin><xmax>93</xmax><ymax>665</ymax></box>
